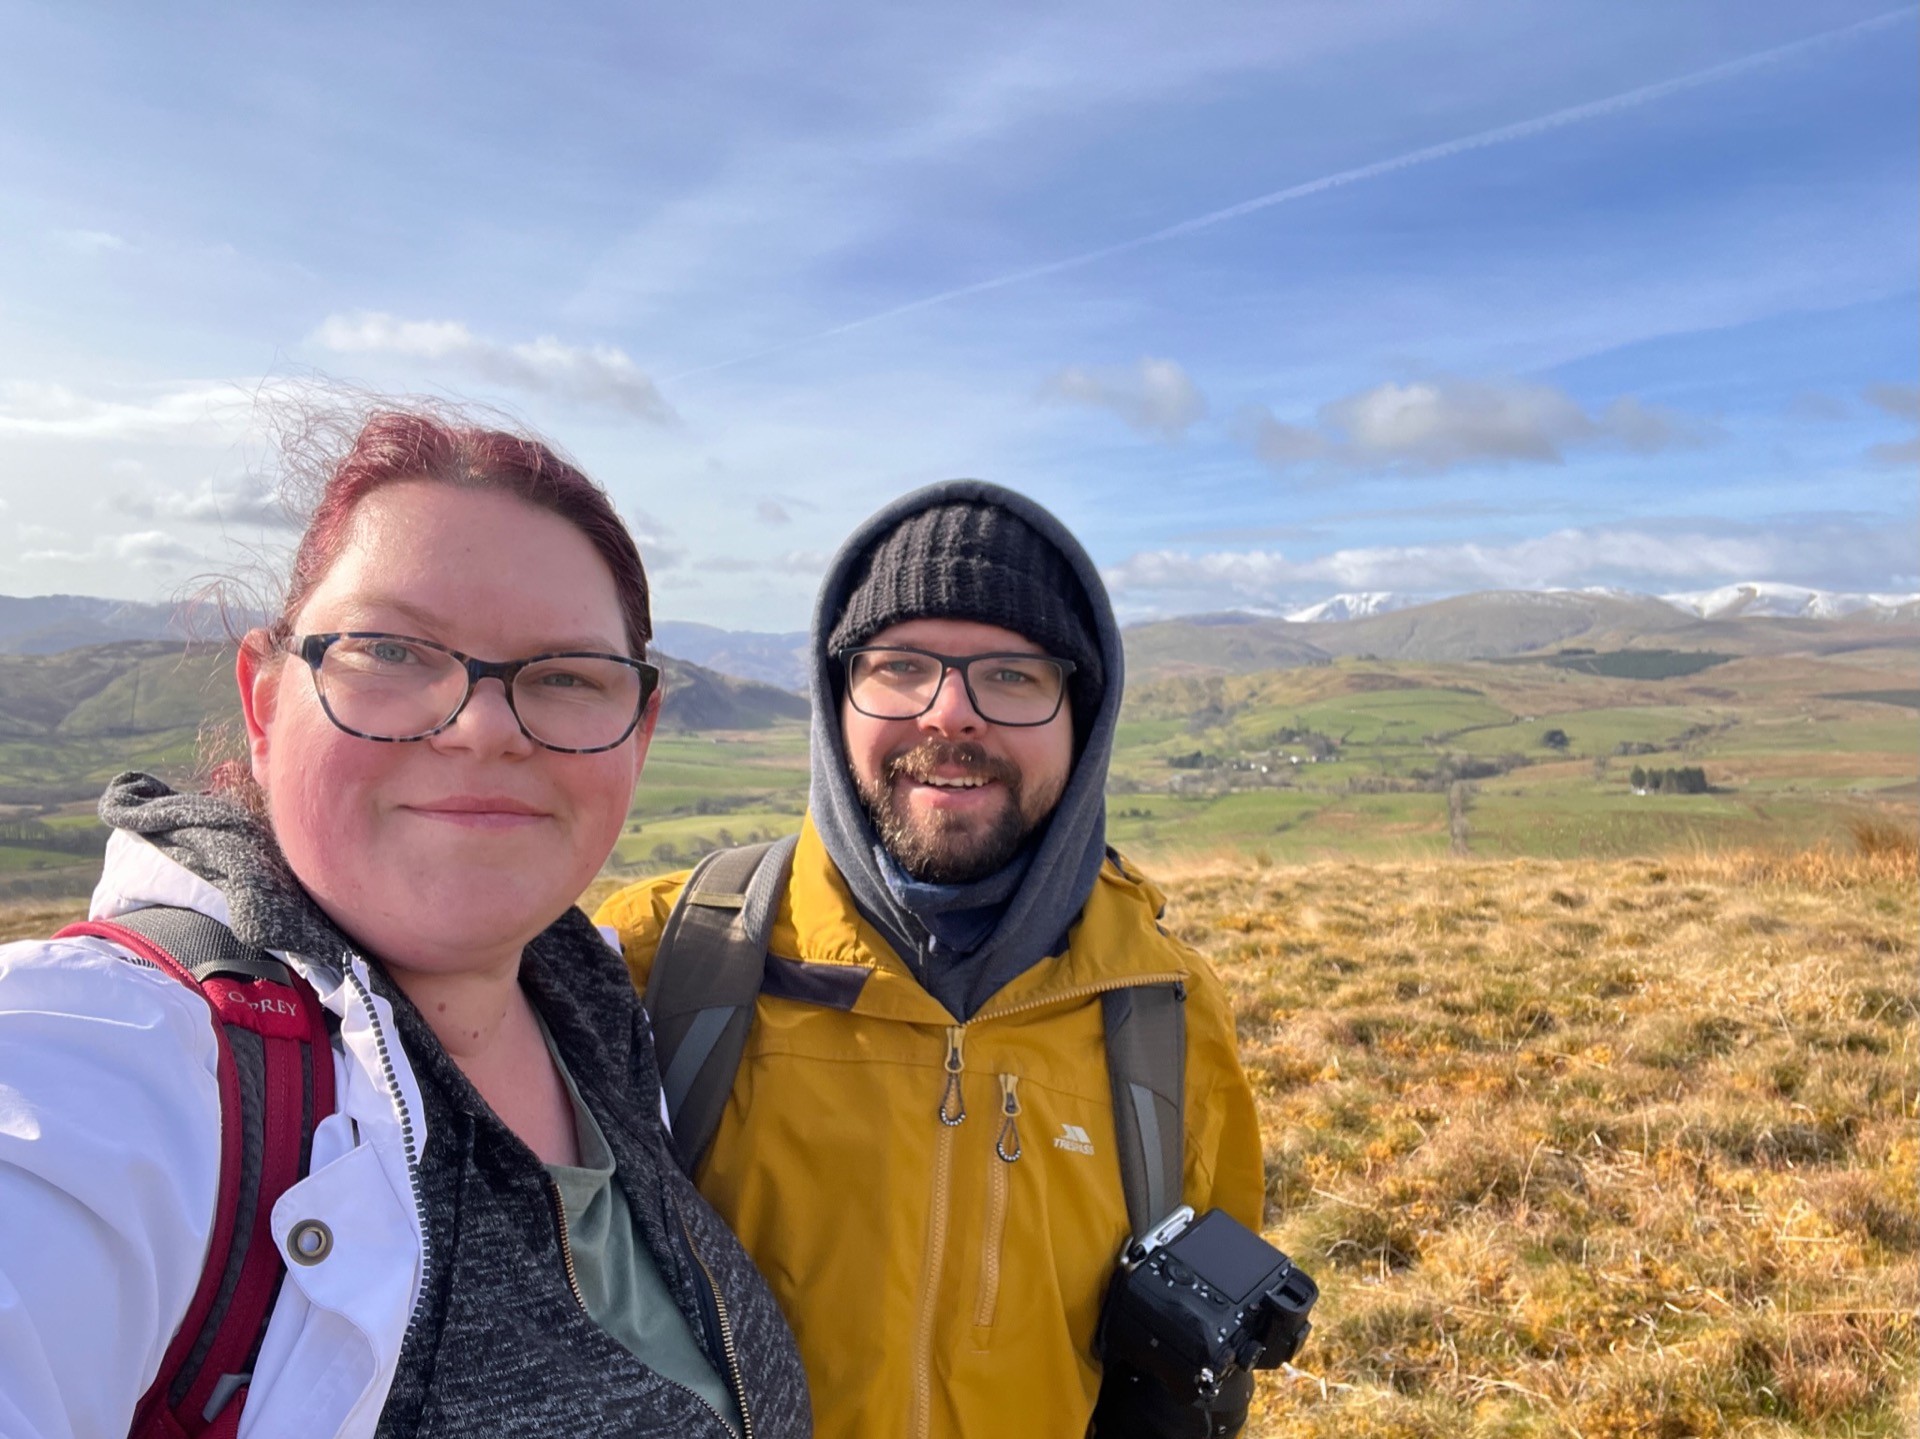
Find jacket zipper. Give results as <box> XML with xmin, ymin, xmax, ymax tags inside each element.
<box><xmin>340</xmin><ymin>961</ymin><xmax>433</xmax><ymax>1345</ymax></box>
<box><xmin>547</xmin><ymin>1179</ymin><xmax>588</xmax><ymax>1310</ymax></box>
<box><xmin>912</xmin><ymin>1025</ymin><xmax>970</xmax><ymax>1435</ymax></box>
<box><xmin>974</xmin><ymin>972</ymin><xmax>1188</xmax><ymax>1025</ymax></box>
<box><xmin>993</xmin><ymin>1072</ymin><xmax>1022</xmax><ymax>1164</ymax></box>
<box><xmin>679</xmin><ymin>1216</ymin><xmax>756</xmax><ymax>1439</ymax></box>
<box><xmin>911</xmin><ymin>1086</ymin><xmax>959</xmax><ymax>1439</ymax></box>
<box><xmin>549</xmin><ymin>1187</ymin><xmax>750</xmax><ymax>1439</ymax></box>
<box><xmin>974</xmin><ymin>1074</ymin><xmax>1020</xmax><ymax>1330</ymax></box>
<box><xmin>909</xmin><ymin>978</ymin><xmax>1186</xmax><ymax>1424</ymax></box>
<box><xmin>937</xmin><ymin>1024</ymin><xmax>967</xmax><ymax>1125</ymax></box>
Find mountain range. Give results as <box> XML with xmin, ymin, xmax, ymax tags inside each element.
<box><xmin>0</xmin><ymin>594</ymin><xmax>195</xmax><ymax>655</ymax></box>
<box><xmin>1278</xmin><ymin>583</ymin><xmax>1920</xmax><ymax>625</ymax></box>
<box><xmin>5</xmin><ymin>585</ymin><xmax>1917</xmax><ymax>691</ymax></box>
<box><xmin>1123</xmin><ymin>588</ymin><xmax>1920</xmax><ymax>679</ymax></box>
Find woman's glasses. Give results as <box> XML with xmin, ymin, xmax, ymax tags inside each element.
<box><xmin>295</xmin><ymin>632</ymin><xmax>659</xmax><ymax>754</ymax></box>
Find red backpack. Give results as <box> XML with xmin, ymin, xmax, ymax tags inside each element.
<box><xmin>57</xmin><ymin>907</ymin><xmax>336</xmax><ymax>1439</ymax></box>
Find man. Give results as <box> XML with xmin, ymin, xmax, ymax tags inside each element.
<box><xmin>598</xmin><ymin>481</ymin><xmax>1265</xmax><ymax>1437</ymax></box>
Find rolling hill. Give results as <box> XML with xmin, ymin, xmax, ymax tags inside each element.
<box><xmin>0</xmin><ymin>640</ymin><xmax>808</xmax><ymax>808</ymax></box>
<box><xmin>1122</xmin><ymin>590</ymin><xmax>1920</xmax><ymax>680</ymax></box>
<box><xmin>0</xmin><ymin>595</ymin><xmax>190</xmax><ymax>655</ymax></box>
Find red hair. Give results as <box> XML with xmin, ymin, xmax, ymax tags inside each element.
<box><xmin>211</xmin><ymin>407</ymin><xmax>650</xmax><ymax>811</ymax></box>
<box><xmin>266</xmin><ymin>410</ymin><xmax>651</xmax><ymax>656</ymax></box>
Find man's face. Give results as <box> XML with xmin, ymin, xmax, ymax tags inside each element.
<box><xmin>840</xmin><ymin>616</ymin><xmax>1075</xmax><ymax>885</ymax></box>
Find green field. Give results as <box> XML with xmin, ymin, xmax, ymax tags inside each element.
<box><xmin>1101</xmin><ymin>647</ymin><xmax>1916</xmax><ymax>869</ymax></box>
<box><xmin>2</xmin><ymin>640</ymin><xmax>1914</xmax><ymax>893</ymax></box>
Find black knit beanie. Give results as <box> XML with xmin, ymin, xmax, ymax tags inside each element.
<box><xmin>826</xmin><ymin>500</ymin><xmax>1105</xmax><ymax>733</ymax></box>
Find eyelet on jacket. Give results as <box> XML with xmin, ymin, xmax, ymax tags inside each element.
<box><xmin>288</xmin><ymin>1218</ymin><xmax>334</xmax><ymax>1266</ymax></box>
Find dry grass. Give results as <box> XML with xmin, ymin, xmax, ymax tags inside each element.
<box><xmin>1153</xmin><ymin>830</ymin><xmax>1919</xmax><ymax>1437</ymax></box>
<box><xmin>9</xmin><ymin>832</ymin><xmax>1913</xmax><ymax>1434</ymax></box>
<box><xmin>0</xmin><ymin>898</ymin><xmax>90</xmax><ymax>944</ymax></box>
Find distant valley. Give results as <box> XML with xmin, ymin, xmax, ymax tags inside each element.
<box><xmin>1</xmin><ymin>588</ymin><xmax>1912</xmax><ymax>897</ymax></box>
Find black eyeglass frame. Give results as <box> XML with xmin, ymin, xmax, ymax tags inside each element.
<box><xmin>836</xmin><ymin>644</ymin><xmax>1077</xmax><ymax>727</ymax></box>
<box><xmin>294</xmin><ymin>631</ymin><xmax>660</xmax><ymax>754</ymax></box>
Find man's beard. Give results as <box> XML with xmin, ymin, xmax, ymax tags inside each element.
<box><xmin>855</xmin><ymin>738</ymin><xmax>1057</xmax><ymax>885</ymax></box>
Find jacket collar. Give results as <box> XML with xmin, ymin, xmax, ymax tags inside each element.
<box><xmin>778</xmin><ymin>817</ymin><xmax>1190</xmax><ymax>1027</ymax></box>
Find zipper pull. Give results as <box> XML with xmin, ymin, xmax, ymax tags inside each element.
<box><xmin>938</xmin><ymin>1026</ymin><xmax>967</xmax><ymax>1126</ymax></box>
<box><xmin>995</xmin><ymin>1073</ymin><xmax>1022</xmax><ymax>1163</ymax></box>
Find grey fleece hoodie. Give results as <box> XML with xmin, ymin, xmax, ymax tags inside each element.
<box><xmin>806</xmin><ymin>480</ymin><xmax>1124</xmax><ymax>1020</ymax></box>
<box><xmin>97</xmin><ymin>772</ymin><xmax>812</xmax><ymax>1439</ymax></box>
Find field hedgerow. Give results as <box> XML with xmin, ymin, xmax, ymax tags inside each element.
<box><xmin>1152</xmin><ymin>832</ymin><xmax>1918</xmax><ymax>1438</ymax></box>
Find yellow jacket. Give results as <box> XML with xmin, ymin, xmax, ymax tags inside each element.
<box><xmin>596</xmin><ymin>818</ymin><xmax>1265</xmax><ymax>1439</ymax></box>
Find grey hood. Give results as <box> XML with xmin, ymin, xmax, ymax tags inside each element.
<box><xmin>807</xmin><ymin>479</ymin><xmax>1123</xmax><ymax>1018</ymax></box>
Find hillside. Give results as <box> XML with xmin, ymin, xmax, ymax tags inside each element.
<box><xmin>653</xmin><ymin>621</ymin><xmax>809</xmax><ymax>692</ymax></box>
<box><xmin>18</xmin><ymin>833</ymin><xmax>1908</xmax><ymax>1433</ymax></box>
<box><xmin>4</xmin><ymin>612</ymin><xmax>1913</xmax><ymax>896</ymax></box>
<box><xmin>0</xmin><ymin>640</ymin><xmax>808</xmax><ymax>806</ymax></box>
<box><xmin>653</xmin><ymin>653</ymin><xmax>810</xmax><ymax>729</ymax></box>
<box><xmin>1122</xmin><ymin>590</ymin><xmax>1920</xmax><ymax>681</ymax></box>
<box><xmin>1188</xmin><ymin>834</ymin><xmax>1917</xmax><ymax>1437</ymax></box>
<box><xmin>1123</xmin><ymin>611</ymin><xmax>1337</xmax><ymax>676</ymax></box>
<box><xmin>0</xmin><ymin>594</ymin><xmax>186</xmax><ymax>655</ymax></box>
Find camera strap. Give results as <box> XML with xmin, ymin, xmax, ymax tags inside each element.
<box><xmin>1100</xmin><ymin>984</ymin><xmax>1187</xmax><ymax>1241</ymax></box>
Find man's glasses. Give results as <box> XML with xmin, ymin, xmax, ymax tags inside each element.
<box><xmin>295</xmin><ymin>632</ymin><xmax>659</xmax><ymax>754</ymax></box>
<box><xmin>839</xmin><ymin>646</ymin><xmax>1075</xmax><ymax>727</ymax></box>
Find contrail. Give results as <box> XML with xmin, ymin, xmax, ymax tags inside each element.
<box><xmin>667</xmin><ymin>6</ymin><xmax>1915</xmax><ymax>384</ymax></box>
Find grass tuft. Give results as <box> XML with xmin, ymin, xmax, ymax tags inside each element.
<box><xmin>1174</xmin><ymin>845</ymin><xmax>1920</xmax><ymax>1437</ymax></box>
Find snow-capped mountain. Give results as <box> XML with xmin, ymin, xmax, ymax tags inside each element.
<box><xmin>1659</xmin><ymin>583</ymin><xmax>1920</xmax><ymax>621</ymax></box>
<box><xmin>1274</xmin><ymin>583</ymin><xmax>1920</xmax><ymax>625</ymax></box>
<box><xmin>1282</xmin><ymin>592</ymin><xmax>1419</xmax><ymax>623</ymax></box>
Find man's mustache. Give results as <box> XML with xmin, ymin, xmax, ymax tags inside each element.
<box><xmin>882</xmin><ymin>740</ymin><xmax>1022</xmax><ymax>790</ymax></box>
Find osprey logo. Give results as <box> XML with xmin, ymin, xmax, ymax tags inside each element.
<box><xmin>1052</xmin><ymin>1123</ymin><xmax>1095</xmax><ymax>1156</ymax></box>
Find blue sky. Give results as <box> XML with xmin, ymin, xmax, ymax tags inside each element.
<box><xmin>1</xmin><ymin>1</ymin><xmax>1914</xmax><ymax>627</ymax></box>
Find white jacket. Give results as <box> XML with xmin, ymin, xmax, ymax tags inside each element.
<box><xmin>0</xmin><ymin>831</ymin><xmax>430</xmax><ymax>1439</ymax></box>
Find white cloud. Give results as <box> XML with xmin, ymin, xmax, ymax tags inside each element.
<box><xmin>1863</xmin><ymin>383</ymin><xmax>1920</xmax><ymax>422</ymax></box>
<box><xmin>755</xmin><ymin>499</ymin><xmax>792</xmax><ymax>526</ymax></box>
<box><xmin>623</xmin><ymin>507</ymin><xmax>690</xmax><ymax>572</ymax></box>
<box><xmin>52</xmin><ymin>228</ymin><xmax>133</xmax><ymax>254</ymax></box>
<box><xmin>1103</xmin><ymin>521</ymin><xmax>1901</xmax><ymax>613</ymax></box>
<box><xmin>0</xmin><ymin>381</ymin><xmax>253</xmax><ymax>441</ymax></box>
<box><xmin>1248</xmin><ymin>375</ymin><xmax>1712</xmax><ymax>475</ymax></box>
<box><xmin>703</xmin><ymin>550</ymin><xmax>829</xmax><ymax>577</ymax></box>
<box><xmin>1862</xmin><ymin>383</ymin><xmax>1919</xmax><ymax>467</ymax></box>
<box><xmin>311</xmin><ymin>312</ymin><xmax>676</xmax><ymax>424</ymax></box>
<box><xmin>1040</xmin><ymin>357</ymin><xmax>1207</xmax><ymax>439</ymax></box>
<box><xmin>117</xmin><ymin>478</ymin><xmax>294</xmax><ymax>529</ymax></box>
<box><xmin>20</xmin><ymin>529</ymin><xmax>203</xmax><ymax>567</ymax></box>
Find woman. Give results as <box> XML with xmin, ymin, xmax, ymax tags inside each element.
<box><xmin>0</xmin><ymin>412</ymin><xmax>809</xmax><ymax>1438</ymax></box>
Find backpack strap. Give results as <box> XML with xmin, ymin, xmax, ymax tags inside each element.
<box><xmin>645</xmin><ymin>835</ymin><xmax>1189</xmax><ymax>1231</ymax></box>
<box><xmin>56</xmin><ymin>907</ymin><xmax>335</xmax><ymax>1439</ymax></box>
<box><xmin>643</xmin><ymin>835</ymin><xmax>798</xmax><ymax>1172</ymax></box>
<box><xmin>1101</xmin><ymin>982</ymin><xmax>1187</xmax><ymax>1241</ymax></box>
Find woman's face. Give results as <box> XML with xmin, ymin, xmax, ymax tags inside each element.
<box><xmin>239</xmin><ymin>479</ymin><xmax>652</xmax><ymax>975</ymax></box>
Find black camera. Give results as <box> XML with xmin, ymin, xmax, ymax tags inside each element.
<box><xmin>1096</xmin><ymin>1205</ymin><xmax>1318</xmax><ymax>1405</ymax></box>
